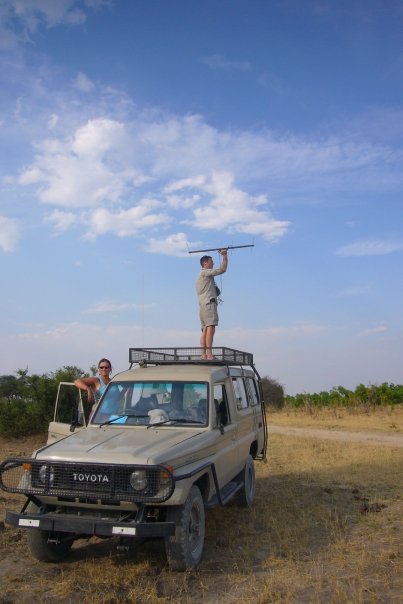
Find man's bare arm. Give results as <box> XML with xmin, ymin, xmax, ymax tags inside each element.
<box><xmin>219</xmin><ymin>249</ymin><xmax>228</xmax><ymax>272</ymax></box>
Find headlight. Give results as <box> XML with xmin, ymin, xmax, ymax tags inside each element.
<box><xmin>39</xmin><ymin>465</ymin><xmax>55</xmax><ymax>485</ymax></box>
<box><xmin>130</xmin><ymin>469</ymin><xmax>147</xmax><ymax>491</ymax></box>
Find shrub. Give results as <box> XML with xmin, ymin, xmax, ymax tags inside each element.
<box><xmin>0</xmin><ymin>366</ymin><xmax>87</xmax><ymax>437</ymax></box>
<box><xmin>261</xmin><ymin>376</ymin><xmax>285</xmax><ymax>409</ymax></box>
<box><xmin>285</xmin><ymin>382</ymin><xmax>403</xmax><ymax>409</ymax></box>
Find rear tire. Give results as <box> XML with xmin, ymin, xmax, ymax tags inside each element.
<box><xmin>164</xmin><ymin>485</ymin><xmax>205</xmax><ymax>571</ymax></box>
<box><xmin>26</xmin><ymin>504</ymin><xmax>74</xmax><ymax>562</ymax></box>
<box><xmin>237</xmin><ymin>455</ymin><xmax>256</xmax><ymax>508</ymax></box>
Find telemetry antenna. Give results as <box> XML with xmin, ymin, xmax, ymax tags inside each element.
<box><xmin>188</xmin><ymin>244</ymin><xmax>254</xmax><ymax>254</ymax></box>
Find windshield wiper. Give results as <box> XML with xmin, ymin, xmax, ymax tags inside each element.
<box><xmin>99</xmin><ymin>414</ymin><xmax>129</xmax><ymax>427</ymax></box>
<box><xmin>147</xmin><ymin>417</ymin><xmax>204</xmax><ymax>428</ymax></box>
<box><xmin>172</xmin><ymin>417</ymin><xmax>205</xmax><ymax>424</ymax></box>
<box><xmin>99</xmin><ymin>413</ymin><xmax>149</xmax><ymax>427</ymax></box>
<box><xmin>147</xmin><ymin>419</ymin><xmax>171</xmax><ymax>429</ymax></box>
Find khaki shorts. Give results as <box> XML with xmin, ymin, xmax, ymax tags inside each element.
<box><xmin>199</xmin><ymin>301</ymin><xmax>218</xmax><ymax>328</ymax></box>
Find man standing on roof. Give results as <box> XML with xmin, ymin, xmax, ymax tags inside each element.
<box><xmin>196</xmin><ymin>249</ymin><xmax>228</xmax><ymax>360</ymax></box>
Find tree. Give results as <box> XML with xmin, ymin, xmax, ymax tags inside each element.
<box><xmin>261</xmin><ymin>376</ymin><xmax>284</xmax><ymax>409</ymax></box>
<box><xmin>0</xmin><ymin>375</ymin><xmax>22</xmax><ymax>401</ymax></box>
<box><xmin>0</xmin><ymin>366</ymin><xmax>87</xmax><ymax>437</ymax></box>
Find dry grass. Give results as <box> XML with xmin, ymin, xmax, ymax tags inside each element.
<box><xmin>268</xmin><ymin>404</ymin><xmax>403</xmax><ymax>433</ymax></box>
<box><xmin>0</xmin><ymin>411</ymin><xmax>402</xmax><ymax>603</ymax></box>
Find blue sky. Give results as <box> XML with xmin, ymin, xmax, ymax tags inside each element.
<box><xmin>0</xmin><ymin>0</ymin><xmax>402</xmax><ymax>395</ymax></box>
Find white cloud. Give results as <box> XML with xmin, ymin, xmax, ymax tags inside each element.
<box><xmin>0</xmin><ymin>1</ymin><xmax>97</xmax><ymax>51</ymax></box>
<box><xmin>17</xmin><ymin>113</ymin><xmax>291</xmax><ymax>245</ymax></box>
<box><xmin>85</xmin><ymin>200</ymin><xmax>169</xmax><ymax>239</ymax></box>
<box><xmin>74</xmin><ymin>72</ymin><xmax>95</xmax><ymax>93</ymax></box>
<box><xmin>164</xmin><ymin>175</ymin><xmax>206</xmax><ymax>193</ymax></box>
<box><xmin>82</xmin><ymin>300</ymin><xmax>138</xmax><ymax>314</ymax></box>
<box><xmin>72</xmin><ymin>118</ymin><xmax>123</xmax><ymax>157</ymax></box>
<box><xmin>126</xmin><ymin>112</ymin><xmax>398</xmax><ymax>199</ymax></box>
<box><xmin>359</xmin><ymin>322</ymin><xmax>388</xmax><ymax>336</ymax></box>
<box><xmin>0</xmin><ymin>215</ymin><xmax>20</xmax><ymax>251</ymax></box>
<box><xmin>19</xmin><ymin>118</ymin><xmax>143</xmax><ymax>207</ymax></box>
<box><xmin>16</xmin><ymin>97</ymin><xmax>403</xmax><ymax>251</ymax></box>
<box><xmin>188</xmin><ymin>171</ymin><xmax>290</xmax><ymax>241</ymax></box>
<box><xmin>0</xmin><ymin>0</ymin><xmax>110</xmax><ymax>46</ymax></box>
<box><xmin>166</xmin><ymin>194</ymin><xmax>200</xmax><ymax>209</ymax></box>
<box><xmin>336</xmin><ymin>239</ymin><xmax>403</xmax><ymax>257</ymax></box>
<box><xmin>44</xmin><ymin>209</ymin><xmax>77</xmax><ymax>233</ymax></box>
<box><xmin>145</xmin><ymin>232</ymin><xmax>193</xmax><ymax>256</ymax></box>
<box><xmin>15</xmin><ymin>0</ymin><xmax>87</xmax><ymax>29</ymax></box>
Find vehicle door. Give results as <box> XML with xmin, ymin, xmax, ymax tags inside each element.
<box><xmin>231</xmin><ymin>376</ymin><xmax>255</xmax><ymax>463</ymax></box>
<box><xmin>210</xmin><ymin>383</ymin><xmax>240</xmax><ymax>487</ymax></box>
<box><xmin>244</xmin><ymin>376</ymin><xmax>265</xmax><ymax>454</ymax></box>
<box><xmin>47</xmin><ymin>382</ymin><xmax>87</xmax><ymax>444</ymax></box>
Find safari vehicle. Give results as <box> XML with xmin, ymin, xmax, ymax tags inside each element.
<box><xmin>0</xmin><ymin>347</ymin><xmax>268</xmax><ymax>570</ymax></box>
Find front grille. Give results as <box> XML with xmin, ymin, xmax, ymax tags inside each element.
<box><xmin>0</xmin><ymin>458</ymin><xmax>174</xmax><ymax>503</ymax></box>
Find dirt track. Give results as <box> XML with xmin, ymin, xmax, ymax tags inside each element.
<box><xmin>269</xmin><ymin>425</ymin><xmax>403</xmax><ymax>447</ymax></box>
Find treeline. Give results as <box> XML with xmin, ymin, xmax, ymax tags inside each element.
<box><xmin>0</xmin><ymin>369</ymin><xmax>402</xmax><ymax>438</ymax></box>
<box><xmin>259</xmin><ymin>378</ymin><xmax>403</xmax><ymax>410</ymax></box>
<box><xmin>284</xmin><ymin>383</ymin><xmax>403</xmax><ymax>409</ymax></box>
<box><xmin>0</xmin><ymin>366</ymin><xmax>89</xmax><ymax>437</ymax></box>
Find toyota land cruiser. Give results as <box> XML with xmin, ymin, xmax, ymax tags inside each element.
<box><xmin>0</xmin><ymin>347</ymin><xmax>268</xmax><ymax>570</ymax></box>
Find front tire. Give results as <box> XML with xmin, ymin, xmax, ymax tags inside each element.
<box><xmin>164</xmin><ymin>485</ymin><xmax>205</xmax><ymax>571</ymax></box>
<box><xmin>26</xmin><ymin>504</ymin><xmax>74</xmax><ymax>562</ymax></box>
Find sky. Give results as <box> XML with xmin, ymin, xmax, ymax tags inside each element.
<box><xmin>0</xmin><ymin>0</ymin><xmax>402</xmax><ymax>395</ymax></box>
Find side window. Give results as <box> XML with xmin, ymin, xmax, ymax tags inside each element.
<box><xmin>245</xmin><ymin>377</ymin><xmax>259</xmax><ymax>407</ymax></box>
<box><xmin>232</xmin><ymin>377</ymin><xmax>248</xmax><ymax>409</ymax></box>
<box><xmin>213</xmin><ymin>384</ymin><xmax>230</xmax><ymax>426</ymax></box>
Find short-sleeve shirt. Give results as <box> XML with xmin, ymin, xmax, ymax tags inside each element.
<box><xmin>196</xmin><ymin>268</ymin><xmax>224</xmax><ymax>306</ymax></box>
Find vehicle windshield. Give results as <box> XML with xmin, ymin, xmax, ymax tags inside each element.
<box><xmin>91</xmin><ymin>381</ymin><xmax>208</xmax><ymax>427</ymax></box>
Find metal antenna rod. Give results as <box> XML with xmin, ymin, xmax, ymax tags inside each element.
<box><xmin>188</xmin><ymin>244</ymin><xmax>254</xmax><ymax>254</ymax></box>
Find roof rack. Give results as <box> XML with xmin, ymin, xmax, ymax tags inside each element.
<box><xmin>129</xmin><ymin>347</ymin><xmax>253</xmax><ymax>367</ymax></box>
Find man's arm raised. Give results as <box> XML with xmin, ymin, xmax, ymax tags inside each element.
<box><xmin>219</xmin><ymin>249</ymin><xmax>228</xmax><ymax>273</ymax></box>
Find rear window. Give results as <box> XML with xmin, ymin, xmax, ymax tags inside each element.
<box><xmin>245</xmin><ymin>377</ymin><xmax>260</xmax><ymax>406</ymax></box>
<box><xmin>231</xmin><ymin>377</ymin><xmax>249</xmax><ymax>409</ymax></box>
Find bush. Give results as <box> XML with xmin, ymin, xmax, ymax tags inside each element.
<box><xmin>285</xmin><ymin>382</ymin><xmax>403</xmax><ymax>409</ymax></box>
<box><xmin>261</xmin><ymin>376</ymin><xmax>285</xmax><ymax>409</ymax></box>
<box><xmin>0</xmin><ymin>366</ymin><xmax>87</xmax><ymax>437</ymax></box>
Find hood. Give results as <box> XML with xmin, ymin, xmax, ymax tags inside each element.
<box><xmin>34</xmin><ymin>425</ymin><xmax>205</xmax><ymax>466</ymax></box>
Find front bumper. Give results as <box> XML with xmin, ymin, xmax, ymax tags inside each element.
<box><xmin>6</xmin><ymin>509</ymin><xmax>175</xmax><ymax>538</ymax></box>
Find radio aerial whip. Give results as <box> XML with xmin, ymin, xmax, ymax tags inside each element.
<box><xmin>188</xmin><ymin>244</ymin><xmax>254</xmax><ymax>254</ymax></box>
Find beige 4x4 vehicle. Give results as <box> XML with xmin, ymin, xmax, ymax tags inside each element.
<box><xmin>0</xmin><ymin>347</ymin><xmax>268</xmax><ymax>570</ymax></box>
